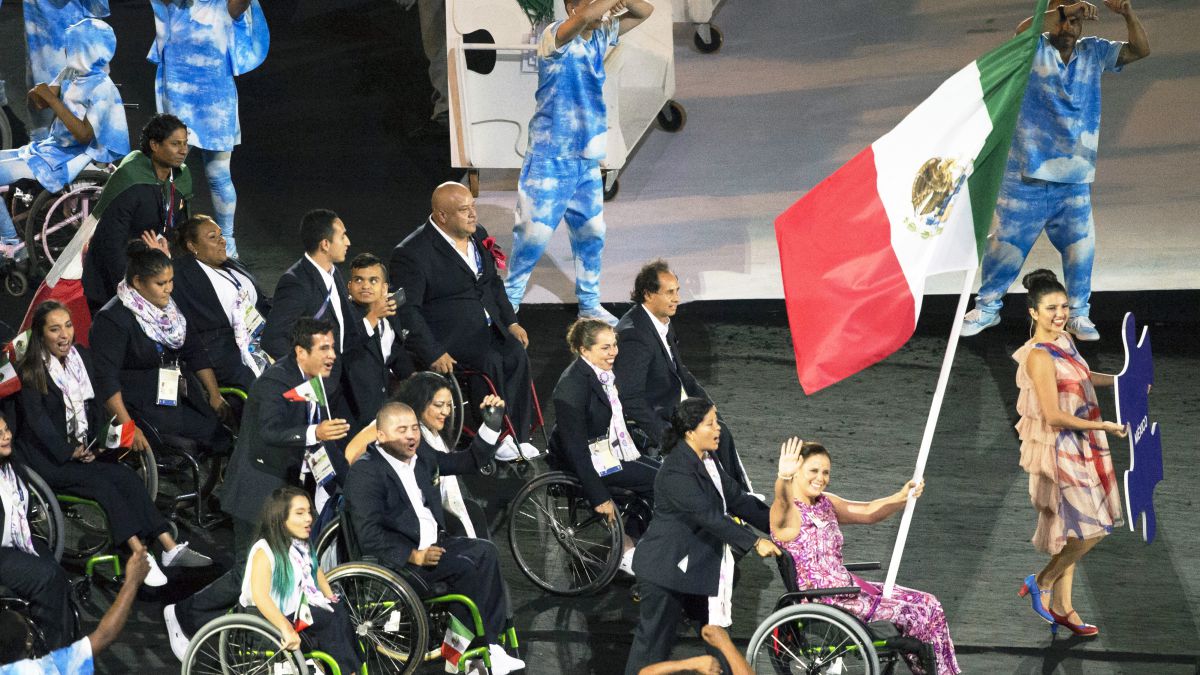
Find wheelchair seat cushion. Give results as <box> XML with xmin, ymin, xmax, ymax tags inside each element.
<box><xmin>866</xmin><ymin>620</ymin><xmax>901</xmax><ymax>639</ymax></box>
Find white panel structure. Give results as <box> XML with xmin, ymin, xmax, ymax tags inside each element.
<box><xmin>670</xmin><ymin>0</ymin><xmax>725</xmax><ymax>53</ymax></box>
<box><xmin>446</xmin><ymin>0</ymin><xmax>684</xmax><ymax>198</ymax></box>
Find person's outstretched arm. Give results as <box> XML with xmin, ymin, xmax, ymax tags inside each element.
<box><xmin>826</xmin><ymin>479</ymin><xmax>923</xmax><ymax>526</ymax></box>
<box><xmin>556</xmin><ymin>0</ymin><xmax>628</xmax><ymax>47</ymax></box>
<box><xmin>616</xmin><ymin>0</ymin><xmax>654</xmax><ymax>34</ymax></box>
<box><xmin>88</xmin><ymin>551</ymin><xmax>150</xmax><ymax>654</ymax></box>
<box><xmin>1016</xmin><ymin>1</ymin><xmax>1097</xmax><ymax>35</ymax></box>
<box><xmin>701</xmin><ymin>625</ymin><xmax>751</xmax><ymax>675</ymax></box>
<box><xmin>1106</xmin><ymin>0</ymin><xmax>1149</xmax><ymax>66</ymax></box>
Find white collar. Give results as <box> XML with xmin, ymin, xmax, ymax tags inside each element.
<box><xmin>431</xmin><ymin>218</ymin><xmax>472</xmax><ymax>252</ymax></box>
<box><xmin>304</xmin><ymin>253</ymin><xmax>334</xmax><ymax>288</ymax></box>
<box><xmin>582</xmin><ymin>357</ymin><xmax>614</xmax><ymax>384</ymax></box>
<box><xmin>377</xmin><ymin>444</ymin><xmax>418</xmax><ymax>474</ymax></box>
<box><xmin>642</xmin><ymin>304</ymin><xmax>670</xmax><ymax>336</ymax></box>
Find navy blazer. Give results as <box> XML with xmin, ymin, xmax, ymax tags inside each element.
<box><xmin>344</xmin><ymin>438</ymin><xmax>492</xmax><ymax>573</ymax></box>
<box><xmin>261</xmin><ymin>256</ymin><xmax>364</xmax><ymax>362</ymax></box>
<box><xmin>549</xmin><ymin>357</ymin><xmax>622</xmax><ymax>507</ymax></box>
<box><xmin>389</xmin><ymin>220</ymin><xmax>517</xmax><ymax>366</ymax></box>
<box><xmin>631</xmin><ymin>440</ymin><xmax>769</xmax><ymax>596</ymax></box>
<box><xmin>613</xmin><ymin>305</ymin><xmax>707</xmax><ymax>447</ymax></box>
<box><xmin>340</xmin><ymin>312</ymin><xmax>414</xmax><ymax>427</ymax></box>
<box><xmin>88</xmin><ymin>299</ymin><xmax>213</xmax><ymax>414</ymax></box>
<box><xmin>171</xmin><ymin>253</ymin><xmax>272</xmax><ymax>390</ymax></box>
<box><xmin>217</xmin><ymin>354</ymin><xmax>346</xmax><ymax>523</ymax></box>
<box><xmin>16</xmin><ymin>347</ymin><xmax>104</xmax><ymax>478</ymax></box>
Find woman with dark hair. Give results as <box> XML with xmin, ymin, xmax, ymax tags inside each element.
<box><xmin>550</xmin><ymin>318</ymin><xmax>661</xmax><ymax>574</ymax></box>
<box><xmin>393</xmin><ymin>372</ymin><xmax>503</xmax><ymax>539</ymax></box>
<box><xmin>1012</xmin><ymin>269</ymin><xmax>1125</xmax><ymax>637</ymax></box>
<box><xmin>770</xmin><ymin>439</ymin><xmax>957</xmax><ymax>674</ymax></box>
<box><xmin>81</xmin><ymin>113</ymin><xmax>192</xmax><ymax>313</ymax></box>
<box><xmin>88</xmin><ymin>241</ymin><xmax>232</xmax><ymax>459</ymax></box>
<box><xmin>0</xmin><ymin>414</ymin><xmax>74</xmax><ymax>650</ymax></box>
<box><xmin>240</xmin><ymin>486</ymin><xmax>362</xmax><ymax>672</ymax></box>
<box><xmin>171</xmin><ymin>214</ymin><xmax>271</xmax><ymax>390</ymax></box>
<box><xmin>623</xmin><ymin>398</ymin><xmax>776</xmax><ymax>675</ymax></box>
<box><xmin>16</xmin><ymin>300</ymin><xmax>211</xmax><ymax>586</ymax></box>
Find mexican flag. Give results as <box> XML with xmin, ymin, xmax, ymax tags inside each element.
<box><xmin>0</xmin><ymin>346</ymin><xmax>20</xmax><ymax>399</ymax></box>
<box><xmin>440</xmin><ymin>614</ymin><xmax>474</xmax><ymax>672</ymax></box>
<box><xmin>282</xmin><ymin>376</ymin><xmax>327</xmax><ymax>408</ymax></box>
<box><xmin>775</xmin><ymin>0</ymin><xmax>1047</xmax><ymax>394</ymax></box>
<box><xmin>97</xmin><ymin>416</ymin><xmax>137</xmax><ymax>449</ymax></box>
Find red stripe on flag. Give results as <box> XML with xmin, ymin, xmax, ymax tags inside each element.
<box><xmin>775</xmin><ymin>146</ymin><xmax>916</xmax><ymax>394</ymax></box>
<box><xmin>19</xmin><ymin>279</ymin><xmax>92</xmax><ymax>348</ymax></box>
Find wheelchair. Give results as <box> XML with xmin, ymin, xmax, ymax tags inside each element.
<box><xmin>449</xmin><ymin>366</ymin><xmax>548</xmax><ymax>475</ymax></box>
<box><xmin>744</xmin><ymin>550</ymin><xmax>936</xmax><ymax>675</ymax></box>
<box><xmin>505</xmin><ymin>455</ymin><xmax>653</xmax><ymax>596</ymax></box>
<box><xmin>182</xmin><ymin>611</ymin><xmax>351</xmax><ymax>675</ymax></box>
<box><xmin>310</xmin><ymin>502</ymin><xmax>520</xmax><ymax>674</ymax></box>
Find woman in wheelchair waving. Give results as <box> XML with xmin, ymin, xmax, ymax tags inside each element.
<box><xmin>550</xmin><ymin>318</ymin><xmax>662</xmax><ymax>575</ymax></box>
<box><xmin>16</xmin><ymin>300</ymin><xmax>211</xmax><ymax>586</ymax></box>
<box><xmin>770</xmin><ymin>439</ymin><xmax>959</xmax><ymax>675</ymax></box>
<box><xmin>241</xmin><ymin>486</ymin><xmax>363</xmax><ymax>673</ymax></box>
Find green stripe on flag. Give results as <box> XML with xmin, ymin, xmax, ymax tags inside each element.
<box><xmin>967</xmin><ymin>0</ymin><xmax>1050</xmax><ymax>258</ymax></box>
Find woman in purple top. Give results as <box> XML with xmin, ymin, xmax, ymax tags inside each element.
<box><xmin>770</xmin><ymin>439</ymin><xmax>959</xmax><ymax>675</ymax></box>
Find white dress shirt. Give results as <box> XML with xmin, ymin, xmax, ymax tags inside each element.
<box><xmin>378</xmin><ymin>447</ymin><xmax>439</xmax><ymax>550</ymax></box>
<box><xmin>642</xmin><ymin>304</ymin><xmax>687</xmax><ymax>401</ymax></box>
<box><xmin>305</xmin><ymin>253</ymin><xmax>344</xmax><ymax>347</ymax></box>
<box><xmin>362</xmin><ymin>315</ymin><xmax>395</xmax><ymax>357</ymax></box>
<box><xmin>198</xmin><ymin>261</ymin><xmax>257</xmax><ymax>326</ymax></box>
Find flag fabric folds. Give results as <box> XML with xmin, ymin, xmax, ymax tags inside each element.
<box><xmin>775</xmin><ymin>0</ymin><xmax>1048</xmax><ymax>394</ymax></box>
<box><xmin>282</xmin><ymin>376</ymin><xmax>327</xmax><ymax>408</ymax></box>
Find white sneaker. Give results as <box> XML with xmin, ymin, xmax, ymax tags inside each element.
<box><xmin>960</xmin><ymin>308</ymin><xmax>1000</xmax><ymax>337</ymax></box>
<box><xmin>1065</xmin><ymin>315</ymin><xmax>1100</xmax><ymax>341</ymax></box>
<box><xmin>161</xmin><ymin>541</ymin><xmax>213</xmax><ymax>568</ymax></box>
<box><xmin>494</xmin><ymin>436</ymin><xmax>521</xmax><ymax>462</ymax></box>
<box><xmin>163</xmin><ymin>605</ymin><xmax>190</xmax><ymax>662</ymax></box>
<box><xmin>488</xmin><ymin>644</ymin><xmax>525</xmax><ymax>675</ymax></box>
<box><xmin>577</xmin><ymin>305</ymin><xmax>618</xmax><ymax>326</ymax></box>
<box><xmin>618</xmin><ymin>547</ymin><xmax>636</xmax><ymax>577</ymax></box>
<box><xmin>144</xmin><ymin>553</ymin><xmax>168</xmax><ymax>587</ymax></box>
<box><xmin>517</xmin><ymin>442</ymin><xmax>542</xmax><ymax>460</ymax></box>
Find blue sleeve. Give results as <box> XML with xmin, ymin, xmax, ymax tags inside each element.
<box><xmin>50</xmin><ymin>638</ymin><xmax>94</xmax><ymax>675</ymax></box>
<box><xmin>1088</xmin><ymin>36</ymin><xmax>1125</xmax><ymax>74</ymax></box>
<box><xmin>231</xmin><ymin>0</ymin><xmax>270</xmax><ymax>75</ymax></box>
<box><xmin>84</xmin><ymin>79</ymin><xmax>131</xmax><ymax>163</ymax></box>
<box><xmin>605</xmin><ymin>16</ymin><xmax>620</xmax><ymax>48</ymax></box>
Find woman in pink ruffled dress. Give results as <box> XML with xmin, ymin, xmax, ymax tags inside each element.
<box><xmin>1012</xmin><ymin>269</ymin><xmax>1126</xmax><ymax>637</ymax></box>
<box><xmin>771</xmin><ymin>438</ymin><xmax>960</xmax><ymax>675</ymax></box>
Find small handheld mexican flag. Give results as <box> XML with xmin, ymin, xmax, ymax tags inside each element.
<box><xmin>283</xmin><ymin>376</ymin><xmax>327</xmax><ymax>410</ymax></box>
<box><xmin>440</xmin><ymin>614</ymin><xmax>475</xmax><ymax>672</ymax></box>
<box><xmin>0</xmin><ymin>345</ymin><xmax>20</xmax><ymax>399</ymax></box>
<box><xmin>97</xmin><ymin>416</ymin><xmax>136</xmax><ymax>449</ymax></box>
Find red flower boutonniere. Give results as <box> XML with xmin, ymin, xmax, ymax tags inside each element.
<box><xmin>482</xmin><ymin>237</ymin><xmax>507</xmax><ymax>270</ymax></box>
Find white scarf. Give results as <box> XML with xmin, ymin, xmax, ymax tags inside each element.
<box><xmin>421</xmin><ymin>426</ymin><xmax>477</xmax><ymax>539</ymax></box>
<box><xmin>0</xmin><ymin>463</ymin><xmax>35</xmax><ymax>555</ymax></box>
<box><xmin>116</xmin><ymin>279</ymin><xmax>187</xmax><ymax>350</ymax></box>
<box><xmin>44</xmin><ymin>347</ymin><xmax>94</xmax><ymax>444</ymax></box>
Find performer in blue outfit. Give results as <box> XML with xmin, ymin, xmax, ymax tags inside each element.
<box><xmin>505</xmin><ymin>0</ymin><xmax>654</xmax><ymax>325</ymax></box>
<box><xmin>961</xmin><ymin>0</ymin><xmax>1149</xmax><ymax>341</ymax></box>
<box><xmin>147</xmin><ymin>0</ymin><xmax>269</xmax><ymax>258</ymax></box>
<box><xmin>0</xmin><ymin>18</ymin><xmax>128</xmax><ymax>260</ymax></box>
<box><xmin>22</xmin><ymin>0</ymin><xmax>111</xmax><ymax>141</ymax></box>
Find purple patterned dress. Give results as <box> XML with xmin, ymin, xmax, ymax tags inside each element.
<box><xmin>773</xmin><ymin>496</ymin><xmax>960</xmax><ymax>675</ymax></box>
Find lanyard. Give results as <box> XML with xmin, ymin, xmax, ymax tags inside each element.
<box><xmin>162</xmin><ymin>176</ymin><xmax>177</xmax><ymax>233</ymax></box>
<box><xmin>213</xmin><ymin>265</ymin><xmax>244</xmax><ymax>292</ymax></box>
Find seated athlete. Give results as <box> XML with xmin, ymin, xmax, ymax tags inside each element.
<box><xmin>344</xmin><ymin>401</ymin><xmax>524</xmax><ymax>674</ymax></box>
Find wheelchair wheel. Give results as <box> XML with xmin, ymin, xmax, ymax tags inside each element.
<box><xmin>746</xmin><ymin>603</ymin><xmax>880</xmax><ymax>675</ymax></box>
<box><xmin>507</xmin><ymin>471</ymin><xmax>622</xmax><ymax>596</ymax></box>
<box><xmin>327</xmin><ymin>562</ymin><xmax>428</xmax><ymax>675</ymax></box>
<box><xmin>442</xmin><ymin>371</ymin><xmax>465</xmax><ymax>450</ymax></box>
<box><xmin>182</xmin><ymin>612</ymin><xmax>310</xmax><ymax>675</ymax></box>
<box><xmin>23</xmin><ymin>468</ymin><xmax>65</xmax><ymax>563</ymax></box>
<box><xmin>0</xmin><ymin>597</ymin><xmax>49</xmax><ymax>658</ymax></box>
<box><xmin>315</xmin><ymin>518</ymin><xmax>346</xmax><ymax>572</ymax></box>
<box><xmin>57</xmin><ymin>496</ymin><xmax>110</xmax><ymax>565</ymax></box>
<box><xmin>26</xmin><ymin>169</ymin><xmax>107</xmax><ymax>270</ymax></box>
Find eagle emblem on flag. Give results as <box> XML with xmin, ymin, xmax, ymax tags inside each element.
<box><xmin>905</xmin><ymin>157</ymin><xmax>974</xmax><ymax>239</ymax></box>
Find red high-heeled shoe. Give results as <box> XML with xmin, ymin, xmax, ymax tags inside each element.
<box><xmin>1049</xmin><ymin>608</ymin><xmax>1099</xmax><ymax>637</ymax></box>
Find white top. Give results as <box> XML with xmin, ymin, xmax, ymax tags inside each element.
<box><xmin>378</xmin><ymin>448</ymin><xmax>439</xmax><ymax>550</ymax></box>
<box><xmin>239</xmin><ymin>539</ymin><xmax>331</xmax><ymax>617</ymax></box>
<box><xmin>641</xmin><ymin>304</ymin><xmax>673</xmax><ymax>362</ymax></box>
<box><xmin>197</xmin><ymin>261</ymin><xmax>257</xmax><ymax>327</ymax></box>
<box><xmin>362</xmin><ymin>314</ymin><xmax>395</xmax><ymax>357</ymax></box>
<box><xmin>701</xmin><ymin>453</ymin><xmax>734</xmax><ymax>627</ymax></box>
<box><xmin>304</xmin><ymin>253</ymin><xmax>344</xmax><ymax>347</ymax></box>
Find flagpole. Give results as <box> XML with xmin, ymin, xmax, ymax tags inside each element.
<box><xmin>882</xmin><ymin>268</ymin><xmax>975</xmax><ymax>598</ymax></box>
<box><xmin>317</xmin><ymin>376</ymin><xmax>333</xmax><ymax>421</ymax></box>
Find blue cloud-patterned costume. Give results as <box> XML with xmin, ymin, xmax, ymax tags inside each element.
<box><xmin>974</xmin><ymin>34</ymin><xmax>1123</xmax><ymax>318</ymax></box>
<box><xmin>147</xmin><ymin>0</ymin><xmax>269</xmax><ymax>257</ymax></box>
<box><xmin>505</xmin><ymin>18</ymin><xmax>619</xmax><ymax>311</ymax></box>
<box><xmin>3</xmin><ymin>637</ymin><xmax>94</xmax><ymax>674</ymax></box>
<box><xmin>22</xmin><ymin>0</ymin><xmax>110</xmax><ymax>139</ymax></box>
<box><xmin>1</xmin><ymin>18</ymin><xmax>128</xmax><ymax>242</ymax></box>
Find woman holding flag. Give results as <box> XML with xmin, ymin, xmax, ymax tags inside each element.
<box><xmin>16</xmin><ymin>300</ymin><xmax>212</xmax><ymax>586</ymax></box>
<box><xmin>240</xmin><ymin>486</ymin><xmax>362</xmax><ymax>672</ymax></box>
<box><xmin>88</xmin><ymin>241</ymin><xmax>233</xmax><ymax>462</ymax></box>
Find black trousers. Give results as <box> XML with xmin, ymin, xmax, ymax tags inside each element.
<box><xmin>452</xmin><ymin>325</ymin><xmax>534</xmax><ymax>444</ymax></box>
<box><xmin>129</xmin><ymin>397</ymin><xmax>233</xmax><ymax>457</ymax></box>
<box><xmin>602</xmin><ymin>456</ymin><xmax>661</xmax><ymax>539</ymax></box>
<box><xmin>406</xmin><ymin>536</ymin><xmax>509</xmax><ymax>643</ymax></box>
<box><xmin>0</xmin><ymin>542</ymin><xmax>73</xmax><ymax>650</ymax></box>
<box><xmin>623</xmin><ymin>580</ymin><xmax>729</xmax><ymax>675</ymax></box>
<box><xmin>174</xmin><ymin>516</ymin><xmax>256</xmax><ymax>636</ymax></box>
<box><xmin>40</xmin><ymin>459</ymin><xmax>168</xmax><ymax>544</ymax></box>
